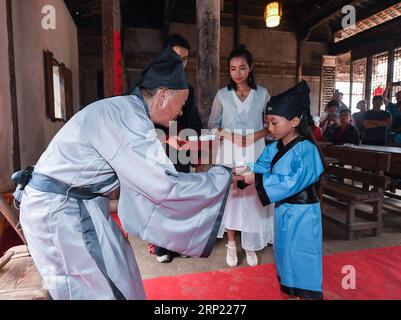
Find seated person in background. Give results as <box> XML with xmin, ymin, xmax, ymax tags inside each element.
<box><xmin>362</xmin><ymin>95</ymin><xmax>392</xmax><ymax>146</ymax></box>
<box><xmin>319</xmin><ymin>100</ymin><xmax>340</xmax><ymax>141</ymax></box>
<box><xmin>352</xmin><ymin>100</ymin><xmax>367</xmax><ymax>138</ymax></box>
<box><xmin>329</xmin><ymin>109</ymin><xmax>360</xmax><ymax>145</ymax></box>
<box><xmin>308</xmin><ymin>114</ymin><xmax>322</xmax><ymax>142</ymax></box>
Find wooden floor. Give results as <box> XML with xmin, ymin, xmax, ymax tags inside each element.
<box><xmin>0</xmin><ymin>196</ymin><xmax>400</xmax><ymax>299</ymax></box>
<box><xmin>132</xmin><ymin>196</ymin><xmax>401</xmax><ymax>280</ymax></box>
<box><xmin>0</xmin><ymin>245</ymin><xmax>50</xmax><ymax>300</ymax></box>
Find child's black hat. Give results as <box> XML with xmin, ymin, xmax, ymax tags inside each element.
<box><xmin>265</xmin><ymin>80</ymin><xmax>311</xmax><ymax>120</ymax></box>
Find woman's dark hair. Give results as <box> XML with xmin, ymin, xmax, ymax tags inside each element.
<box><xmin>295</xmin><ymin>112</ymin><xmax>326</xmax><ymax>168</ymax></box>
<box><xmin>227</xmin><ymin>44</ymin><xmax>257</xmax><ymax>91</ymax></box>
<box><xmin>326</xmin><ymin>100</ymin><xmax>340</xmax><ymax>110</ymax></box>
<box><xmin>164</xmin><ymin>34</ymin><xmax>191</xmax><ymax>51</ymax></box>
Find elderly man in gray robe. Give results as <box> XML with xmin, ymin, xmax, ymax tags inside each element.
<box><xmin>12</xmin><ymin>46</ymin><xmax>232</xmax><ymax>300</ymax></box>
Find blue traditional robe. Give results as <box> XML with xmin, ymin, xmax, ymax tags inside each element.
<box><xmin>14</xmin><ymin>91</ymin><xmax>231</xmax><ymax>300</ymax></box>
<box><xmin>250</xmin><ymin>137</ymin><xmax>324</xmax><ymax>299</ymax></box>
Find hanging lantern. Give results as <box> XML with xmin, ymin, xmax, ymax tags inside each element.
<box><xmin>264</xmin><ymin>1</ymin><xmax>282</xmax><ymax>28</ymax></box>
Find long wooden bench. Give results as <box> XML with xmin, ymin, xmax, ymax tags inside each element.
<box><xmin>321</xmin><ymin>146</ymin><xmax>391</xmax><ymax>240</ymax></box>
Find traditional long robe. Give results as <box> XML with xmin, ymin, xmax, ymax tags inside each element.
<box><xmin>250</xmin><ymin>138</ymin><xmax>324</xmax><ymax>299</ymax></box>
<box><xmin>208</xmin><ymin>86</ymin><xmax>275</xmax><ymax>250</ymax></box>
<box><xmin>16</xmin><ymin>91</ymin><xmax>231</xmax><ymax>300</ymax></box>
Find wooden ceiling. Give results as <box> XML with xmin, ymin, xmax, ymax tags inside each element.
<box><xmin>64</xmin><ymin>0</ymin><xmax>401</xmax><ymax>43</ymax></box>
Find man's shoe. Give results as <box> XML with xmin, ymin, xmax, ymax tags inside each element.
<box><xmin>156</xmin><ymin>253</ymin><xmax>172</xmax><ymax>263</ymax></box>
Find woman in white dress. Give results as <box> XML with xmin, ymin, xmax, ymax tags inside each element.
<box><xmin>208</xmin><ymin>44</ymin><xmax>274</xmax><ymax>267</ymax></box>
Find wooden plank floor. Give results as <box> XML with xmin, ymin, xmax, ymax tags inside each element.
<box><xmin>0</xmin><ymin>246</ymin><xmax>50</xmax><ymax>300</ymax></box>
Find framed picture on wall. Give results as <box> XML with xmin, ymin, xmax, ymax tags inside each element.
<box><xmin>44</xmin><ymin>50</ymin><xmax>73</xmax><ymax>122</ymax></box>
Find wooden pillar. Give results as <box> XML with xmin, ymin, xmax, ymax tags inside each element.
<box><xmin>102</xmin><ymin>0</ymin><xmax>122</xmax><ymax>97</ymax></box>
<box><xmin>196</xmin><ymin>0</ymin><xmax>221</xmax><ymax>126</ymax></box>
<box><xmin>365</xmin><ymin>55</ymin><xmax>373</xmax><ymax>108</ymax></box>
<box><xmin>233</xmin><ymin>0</ymin><xmax>240</xmax><ymax>49</ymax></box>
<box><xmin>387</xmin><ymin>39</ymin><xmax>395</xmax><ymax>85</ymax></box>
<box><xmin>296</xmin><ymin>40</ymin><xmax>303</xmax><ymax>83</ymax></box>
<box><xmin>6</xmin><ymin>0</ymin><xmax>20</xmax><ymax>171</ymax></box>
<box><xmin>349</xmin><ymin>58</ymin><xmax>354</xmax><ymax>109</ymax></box>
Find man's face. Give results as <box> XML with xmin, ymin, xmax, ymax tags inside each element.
<box><xmin>372</xmin><ymin>98</ymin><xmax>383</xmax><ymax>109</ymax></box>
<box><xmin>358</xmin><ymin>100</ymin><xmax>367</xmax><ymax>111</ymax></box>
<box><xmin>333</xmin><ymin>93</ymin><xmax>343</xmax><ymax>101</ymax></box>
<box><xmin>151</xmin><ymin>88</ymin><xmax>189</xmax><ymax>127</ymax></box>
<box><xmin>172</xmin><ymin>46</ymin><xmax>189</xmax><ymax>69</ymax></box>
<box><xmin>326</xmin><ymin>105</ymin><xmax>338</xmax><ymax>114</ymax></box>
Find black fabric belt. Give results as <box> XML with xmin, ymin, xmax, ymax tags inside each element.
<box><xmin>274</xmin><ymin>182</ymin><xmax>320</xmax><ymax>208</ymax></box>
<box><xmin>13</xmin><ymin>169</ymin><xmax>125</xmax><ymax>300</ymax></box>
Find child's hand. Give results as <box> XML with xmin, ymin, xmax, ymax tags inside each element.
<box><xmin>232</xmin><ymin>174</ymin><xmax>245</xmax><ymax>182</ymax></box>
<box><xmin>242</xmin><ymin>173</ymin><xmax>255</xmax><ymax>185</ymax></box>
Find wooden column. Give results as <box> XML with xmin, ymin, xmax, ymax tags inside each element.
<box><xmin>296</xmin><ymin>40</ymin><xmax>303</xmax><ymax>83</ymax></box>
<box><xmin>6</xmin><ymin>0</ymin><xmax>20</xmax><ymax>171</ymax></box>
<box><xmin>102</xmin><ymin>0</ymin><xmax>122</xmax><ymax>97</ymax></box>
<box><xmin>365</xmin><ymin>55</ymin><xmax>373</xmax><ymax>108</ymax></box>
<box><xmin>233</xmin><ymin>0</ymin><xmax>240</xmax><ymax>49</ymax></box>
<box><xmin>196</xmin><ymin>0</ymin><xmax>221</xmax><ymax>126</ymax></box>
<box><xmin>387</xmin><ymin>39</ymin><xmax>395</xmax><ymax>85</ymax></box>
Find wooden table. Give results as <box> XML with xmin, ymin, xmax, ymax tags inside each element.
<box><xmin>331</xmin><ymin>144</ymin><xmax>401</xmax><ymax>176</ymax></box>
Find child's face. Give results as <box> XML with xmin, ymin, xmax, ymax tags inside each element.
<box><xmin>264</xmin><ymin>115</ymin><xmax>298</xmax><ymax>140</ymax></box>
<box><xmin>340</xmin><ymin>112</ymin><xmax>351</xmax><ymax>125</ymax></box>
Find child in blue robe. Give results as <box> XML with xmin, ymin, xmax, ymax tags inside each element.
<box><xmin>236</xmin><ymin>81</ymin><xmax>325</xmax><ymax>299</ymax></box>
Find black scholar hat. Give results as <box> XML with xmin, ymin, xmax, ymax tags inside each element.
<box><xmin>265</xmin><ymin>80</ymin><xmax>311</xmax><ymax>120</ymax></box>
<box><xmin>137</xmin><ymin>45</ymin><xmax>188</xmax><ymax>90</ymax></box>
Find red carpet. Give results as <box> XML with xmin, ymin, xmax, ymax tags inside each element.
<box><xmin>143</xmin><ymin>246</ymin><xmax>401</xmax><ymax>300</ymax></box>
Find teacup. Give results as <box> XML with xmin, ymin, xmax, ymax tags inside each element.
<box><xmin>234</xmin><ymin>161</ymin><xmax>248</xmax><ymax>174</ymax></box>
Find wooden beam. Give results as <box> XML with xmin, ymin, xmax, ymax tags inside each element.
<box><xmin>6</xmin><ymin>0</ymin><xmax>20</xmax><ymax>172</ymax></box>
<box><xmin>297</xmin><ymin>0</ymin><xmax>362</xmax><ymax>41</ymax></box>
<box><xmin>329</xmin><ymin>16</ymin><xmax>401</xmax><ymax>56</ymax></box>
<box><xmin>196</xmin><ymin>0</ymin><xmax>220</xmax><ymax>126</ymax></box>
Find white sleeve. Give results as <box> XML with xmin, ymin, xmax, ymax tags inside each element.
<box><xmin>208</xmin><ymin>92</ymin><xmax>223</xmax><ymax>129</ymax></box>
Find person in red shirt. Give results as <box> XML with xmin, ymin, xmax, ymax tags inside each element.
<box><xmin>329</xmin><ymin>109</ymin><xmax>360</xmax><ymax>145</ymax></box>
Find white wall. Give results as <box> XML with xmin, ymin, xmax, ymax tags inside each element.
<box><xmin>12</xmin><ymin>0</ymin><xmax>79</xmax><ymax>168</ymax></box>
<box><xmin>0</xmin><ymin>0</ymin><xmax>14</xmax><ymax>192</ymax></box>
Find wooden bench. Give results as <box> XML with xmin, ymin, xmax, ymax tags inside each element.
<box><xmin>321</xmin><ymin>146</ymin><xmax>391</xmax><ymax>240</ymax></box>
<box><xmin>0</xmin><ymin>193</ymin><xmax>49</xmax><ymax>300</ymax></box>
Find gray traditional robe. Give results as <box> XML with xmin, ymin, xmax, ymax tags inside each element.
<box><xmin>17</xmin><ymin>93</ymin><xmax>231</xmax><ymax>300</ymax></box>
